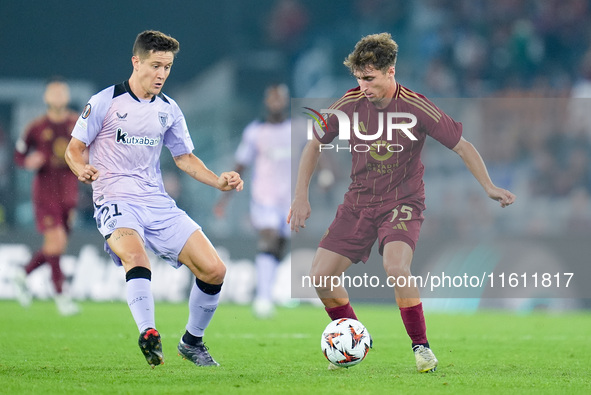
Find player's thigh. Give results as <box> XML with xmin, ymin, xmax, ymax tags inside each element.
<box><xmin>382</xmin><ymin>241</ymin><xmax>414</xmax><ymax>277</ymax></box>
<box><xmin>107</xmin><ymin>228</ymin><xmax>151</xmax><ymax>272</ymax></box>
<box><xmin>378</xmin><ymin>203</ymin><xmax>422</xmax><ymax>275</ymax></box>
<box><xmin>178</xmin><ymin>229</ymin><xmax>226</xmax><ymax>284</ymax></box>
<box><xmin>309</xmin><ymin>247</ymin><xmax>354</xmax><ymax>278</ymax></box>
<box><xmin>251</xmin><ymin>202</ymin><xmax>290</xmax><ymax>235</ymax></box>
<box><xmin>310</xmin><ymin>248</ymin><xmax>353</xmax><ymax>300</ymax></box>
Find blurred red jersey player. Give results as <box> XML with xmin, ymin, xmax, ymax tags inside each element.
<box><xmin>13</xmin><ymin>77</ymin><xmax>80</xmax><ymax>315</ymax></box>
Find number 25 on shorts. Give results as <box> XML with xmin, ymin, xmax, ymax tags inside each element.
<box><xmin>390</xmin><ymin>205</ymin><xmax>413</xmax><ymax>230</ymax></box>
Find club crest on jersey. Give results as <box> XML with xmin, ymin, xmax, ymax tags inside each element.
<box><xmin>158</xmin><ymin>112</ymin><xmax>168</xmax><ymax>127</ymax></box>
<box><xmin>115</xmin><ymin>128</ymin><xmax>160</xmax><ymax>146</ymax></box>
<box><xmin>81</xmin><ymin>103</ymin><xmax>92</xmax><ymax>119</ymax></box>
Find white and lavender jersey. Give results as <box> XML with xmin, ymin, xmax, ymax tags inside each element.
<box><xmin>235</xmin><ymin>119</ymin><xmax>291</xmax><ymax>207</ymax></box>
<box><xmin>71</xmin><ymin>81</ymin><xmax>194</xmax><ymax>205</ymax></box>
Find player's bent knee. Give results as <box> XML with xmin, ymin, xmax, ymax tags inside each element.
<box><xmin>212</xmin><ymin>262</ymin><xmax>226</xmax><ymax>283</ymax></box>
<box><xmin>43</xmin><ymin>245</ymin><xmax>66</xmax><ymax>257</ymax></box>
<box><xmin>383</xmin><ymin>261</ymin><xmax>412</xmax><ymax>278</ymax></box>
<box><xmin>308</xmin><ymin>262</ymin><xmax>337</xmax><ymax>281</ymax></box>
<box><xmin>117</xmin><ymin>251</ymin><xmax>151</xmax><ymax>271</ymax></box>
<box><xmin>198</xmin><ymin>260</ymin><xmax>226</xmax><ymax>285</ymax></box>
<box><xmin>257</xmin><ymin>234</ymin><xmax>287</xmax><ymax>261</ymax></box>
<box><xmin>308</xmin><ymin>270</ymin><xmax>333</xmax><ymax>294</ymax></box>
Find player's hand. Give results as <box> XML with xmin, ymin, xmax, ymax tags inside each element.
<box><xmin>218</xmin><ymin>171</ymin><xmax>244</xmax><ymax>192</ymax></box>
<box><xmin>487</xmin><ymin>186</ymin><xmax>516</xmax><ymax>208</ymax></box>
<box><xmin>24</xmin><ymin>151</ymin><xmax>46</xmax><ymax>170</ymax></box>
<box><xmin>78</xmin><ymin>164</ymin><xmax>99</xmax><ymax>184</ymax></box>
<box><xmin>288</xmin><ymin>198</ymin><xmax>311</xmax><ymax>232</ymax></box>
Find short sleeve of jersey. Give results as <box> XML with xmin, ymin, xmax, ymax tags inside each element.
<box><xmin>420</xmin><ymin>97</ymin><xmax>462</xmax><ymax>149</ymax></box>
<box><xmin>403</xmin><ymin>89</ymin><xmax>463</xmax><ymax>149</ymax></box>
<box><xmin>428</xmin><ymin>110</ymin><xmax>463</xmax><ymax>149</ymax></box>
<box><xmin>234</xmin><ymin>121</ymin><xmax>259</xmax><ymax>166</ymax></box>
<box><xmin>71</xmin><ymin>86</ymin><xmax>114</xmax><ymax>145</ymax></box>
<box><xmin>162</xmin><ymin>97</ymin><xmax>194</xmax><ymax>157</ymax></box>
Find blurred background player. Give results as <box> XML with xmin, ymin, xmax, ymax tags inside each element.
<box><xmin>215</xmin><ymin>84</ymin><xmax>292</xmax><ymax>318</ymax></box>
<box><xmin>289</xmin><ymin>33</ymin><xmax>516</xmax><ymax>372</ymax></box>
<box><xmin>13</xmin><ymin>77</ymin><xmax>80</xmax><ymax>316</ymax></box>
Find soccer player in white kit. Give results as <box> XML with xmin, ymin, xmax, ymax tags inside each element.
<box><xmin>215</xmin><ymin>84</ymin><xmax>291</xmax><ymax>318</ymax></box>
<box><xmin>65</xmin><ymin>30</ymin><xmax>243</xmax><ymax>368</ymax></box>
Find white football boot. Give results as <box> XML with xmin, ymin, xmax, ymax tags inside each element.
<box><xmin>13</xmin><ymin>267</ymin><xmax>32</xmax><ymax>308</ymax></box>
<box><xmin>253</xmin><ymin>298</ymin><xmax>275</xmax><ymax>319</ymax></box>
<box><xmin>54</xmin><ymin>294</ymin><xmax>80</xmax><ymax>316</ymax></box>
<box><xmin>413</xmin><ymin>345</ymin><xmax>438</xmax><ymax>372</ymax></box>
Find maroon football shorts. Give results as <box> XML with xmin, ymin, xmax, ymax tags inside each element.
<box><xmin>33</xmin><ymin>199</ymin><xmax>75</xmax><ymax>233</ymax></box>
<box><xmin>318</xmin><ymin>202</ymin><xmax>424</xmax><ymax>263</ymax></box>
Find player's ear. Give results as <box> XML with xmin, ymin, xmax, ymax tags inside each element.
<box><xmin>131</xmin><ymin>55</ymin><xmax>140</xmax><ymax>71</ymax></box>
<box><xmin>389</xmin><ymin>66</ymin><xmax>396</xmax><ymax>78</ymax></box>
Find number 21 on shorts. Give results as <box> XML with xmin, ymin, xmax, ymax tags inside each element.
<box><xmin>96</xmin><ymin>203</ymin><xmax>123</xmax><ymax>229</ymax></box>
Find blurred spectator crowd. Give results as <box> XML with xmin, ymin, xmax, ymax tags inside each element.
<box><xmin>2</xmin><ymin>0</ymin><xmax>591</xmax><ymax>240</ymax></box>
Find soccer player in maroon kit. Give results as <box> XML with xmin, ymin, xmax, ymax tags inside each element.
<box><xmin>13</xmin><ymin>77</ymin><xmax>80</xmax><ymax>315</ymax></box>
<box><xmin>289</xmin><ymin>33</ymin><xmax>515</xmax><ymax>372</ymax></box>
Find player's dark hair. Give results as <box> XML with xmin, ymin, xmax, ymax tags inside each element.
<box><xmin>133</xmin><ymin>30</ymin><xmax>180</xmax><ymax>59</ymax></box>
<box><xmin>45</xmin><ymin>75</ymin><xmax>67</xmax><ymax>86</ymax></box>
<box><xmin>344</xmin><ymin>32</ymin><xmax>398</xmax><ymax>73</ymax></box>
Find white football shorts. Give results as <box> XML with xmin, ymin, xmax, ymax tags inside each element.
<box><xmin>250</xmin><ymin>201</ymin><xmax>291</xmax><ymax>238</ymax></box>
<box><xmin>94</xmin><ymin>200</ymin><xmax>201</xmax><ymax>268</ymax></box>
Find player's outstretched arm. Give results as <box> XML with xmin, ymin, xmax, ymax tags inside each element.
<box><xmin>452</xmin><ymin>137</ymin><xmax>516</xmax><ymax>208</ymax></box>
<box><xmin>288</xmin><ymin>138</ymin><xmax>322</xmax><ymax>232</ymax></box>
<box><xmin>65</xmin><ymin>137</ymin><xmax>99</xmax><ymax>184</ymax></box>
<box><xmin>174</xmin><ymin>153</ymin><xmax>244</xmax><ymax>192</ymax></box>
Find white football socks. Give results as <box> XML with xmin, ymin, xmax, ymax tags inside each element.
<box><xmin>186</xmin><ymin>280</ymin><xmax>220</xmax><ymax>337</ymax></box>
<box><xmin>126</xmin><ymin>278</ymin><xmax>155</xmax><ymax>333</ymax></box>
<box><xmin>255</xmin><ymin>253</ymin><xmax>278</xmax><ymax>302</ymax></box>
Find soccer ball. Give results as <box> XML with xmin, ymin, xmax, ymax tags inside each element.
<box><xmin>321</xmin><ymin>318</ymin><xmax>371</xmax><ymax>368</ymax></box>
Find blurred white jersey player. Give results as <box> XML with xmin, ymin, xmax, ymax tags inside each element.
<box><xmin>215</xmin><ymin>84</ymin><xmax>291</xmax><ymax>318</ymax></box>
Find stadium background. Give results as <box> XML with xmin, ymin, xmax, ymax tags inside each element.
<box><xmin>0</xmin><ymin>0</ymin><xmax>590</xmax><ymax>309</ymax></box>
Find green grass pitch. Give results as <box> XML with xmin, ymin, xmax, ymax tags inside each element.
<box><xmin>0</xmin><ymin>300</ymin><xmax>589</xmax><ymax>394</ymax></box>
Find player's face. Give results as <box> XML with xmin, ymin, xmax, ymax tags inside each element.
<box><xmin>265</xmin><ymin>86</ymin><xmax>289</xmax><ymax>115</ymax></box>
<box><xmin>133</xmin><ymin>51</ymin><xmax>174</xmax><ymax>99</ymax></box>
<box><xmin>44</xmin><ymin>82</ymin><xmax>70</xmax><ymax>110</ymax></box>
<box><xmin>354</xmin><ymin>66</ymin><xmax>396</xmax><ymax>107</ymax></box>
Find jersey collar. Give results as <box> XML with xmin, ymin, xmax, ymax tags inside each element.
<box><xmin>124</xmin><ymin>80</ymin><xmax>157</xmax><ymax>103</ymax></box>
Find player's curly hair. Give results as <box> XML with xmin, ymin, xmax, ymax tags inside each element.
<box><xmin>344</xmin><ymin>32</ymin><xmax>398</xmax><ymax>73</ymax></box>
<box><xmin>133</xmin><ymin>30</ymin><xmax>180</xmax><ymax>59</ymax></box>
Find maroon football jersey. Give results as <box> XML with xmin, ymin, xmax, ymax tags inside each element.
<box><xmin>318</xmin><ymin>84</ymin><xmax>462</xmax><ymax>210</ymax></box>
<box><xmin>15</xmin><ymin>112</ymin><xmax>79</xmax><ymax>209</ymax></box>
